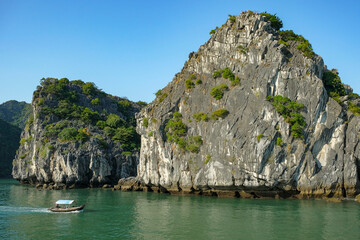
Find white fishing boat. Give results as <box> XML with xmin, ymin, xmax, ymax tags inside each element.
<box><xmin>49</xmin><ymin>200</ymin><xmax>85</xmax><ymax>213</ymax></box>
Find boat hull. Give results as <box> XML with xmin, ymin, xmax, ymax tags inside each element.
<box><xmin>49</xmin><ymin>204</ymin><xmax>85</xmax><ymax>212</ymax></box>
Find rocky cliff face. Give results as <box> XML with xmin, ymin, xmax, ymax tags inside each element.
<box><xmin>13</xmin><ymin>78</ymin><xmax>142</xmax><ymax>188</ymax></box>
<box><xmin>136</xmin><ymin>11</ymin><xmax>360</xmax><ymax>199</ymax></box>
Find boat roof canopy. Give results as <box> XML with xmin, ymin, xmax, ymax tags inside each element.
<box><xmin>56</xmin><ymin>200</ymin><xmax>75</xmax><ymax>205</ymax></box>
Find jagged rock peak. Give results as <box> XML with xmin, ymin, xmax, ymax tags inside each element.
<box><xmin>136</xmin><ymin>11</ymin><xmax>360</xmax><ymax>199</ymax></box>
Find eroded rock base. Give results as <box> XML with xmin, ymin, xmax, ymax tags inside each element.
<box><xmin>113</xmin><ymin>177</ymin><xmax>360</xmax><ymax>201</ymax></box>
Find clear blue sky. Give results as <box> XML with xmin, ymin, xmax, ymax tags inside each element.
<box><xmin>1</xmin><ymin>0</ymin><xmax>359</xmax><ymax>104</ymax></box>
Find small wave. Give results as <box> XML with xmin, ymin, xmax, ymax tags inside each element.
<box><xmin>49</xmin><ymin>209</ymin><xmax>84</xmax><ymax>214</ymax></box>
<box><xmin>0</xmin><ymin>206</ymin><xmax>50</xmax><ymax>213</ymax></box>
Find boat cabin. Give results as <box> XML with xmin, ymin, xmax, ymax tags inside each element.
<box><xmin>55</xmin><ymin>200</ymin><xmax>76</xmax><ymax>208</ymax></box>
<box><xmin>49</xmin><ymin>200</ymin><xmax>85</xmax><ymax>212</ymax></box>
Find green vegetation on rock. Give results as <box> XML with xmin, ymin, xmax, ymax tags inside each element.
<box><xmin>82</xmin><ymin>82</ymin><xmax>97</xmax><ymax>96</ymax></box>
<box><xmin>211</xmin><ymin>109</ymin><xmax>229</xmax><ymax>120</ymax></box>
<box><xmin>159</xmin><ymin>93</ymin><xmax>168</xmax><ymax>103</ymax></box>
<box><xmin>231</xmin><ymin>77</ymin><xmax>240</xmax><ymax>86</ymax></box>
<box><xmin>58</xmin><ymin>127</ymin><xmax>89</xmax><ymax>142</ymax></box>
<box><xmin>209</xmin><ymin>27</ymin><xmax>219</xmax><ymax>35</ymax></box>
<box><xmin>185</xmin><ymin>79</ymin><xmax>195</xmax><ymax>89</ymax></box>
<box><xmin>237</xmin><ymin>45</ymin><xmax>249</xmax><ymax>54</ymax></box>
<box><xmin>348</xmin><ymin>101</ymin><xmax>360</xmax><ymax>116</ymax></box>
<box><xmin>185</xmin><ymin>74</ymin><xmax>196</xmax><ymax>89</ymax></box>
<box><xmin>155</xmin><ymin>89</ymin><xmax>168</xmax><ymax>103</ymax></box>
<box><xmin>278</xmin><ymin>30</ymin><xmax>314</xmax><ymax>58</ymax></box>
<box><xmin>118</xmin><ymin>100</ymin><xmax>132</xmax><ymax>113</ymax></box>
<box><xmin>137</xmin><ymin>101</ymin><xmax>148</xmax><ymax>108</ymax></box>
<box><xmin>266</xmin><ymin>95</ymin><xmax>306</xmax><ymax>139</ymax></box>
<box><xmin>260</xmin><ymin>12</ymin><xmax>283</xmax><ymax>31</ymax></box>
<box><xmin>322</xmin><ymin>71</ymin><xmax>346</xmax><ymax>100</ymax></box>
<box><xmin>91</xmin><ymin>98</ymin><xmax>100</xmax><ymax>105</ymax></box>
<box><xmin>213</xmin><ymin>69</ymin><xmax>223</xmax><ymax>78</ymax></box>
<box><xmin>257</xmin><ymin>134</ymin><xmax>263</xmax><ymax>142</ymax></box>
<box><xmin>186</xmin><ymin>136</ymin><xmax>203</xmax><ymax>153</ymax></box>
<box><xmin>195</xmin><ymin>79</ymin><xmax>202</xmax><ymax>85</ymax></box>
<box><xmin>212</xmin><ymin>67</ymin><xmax>240</xmax><ymax>86</ymax></box>
<box><xmin>155</xmin><ymin>90</ymin><xmax>162</xmax><ymax>97</ymax></box>
<box><xmin>193</xmin><ymin>113</ymin><xmax>209</xmax><ymax>122</ymax></box>
<box><xmin>32</xmin><ymin>77</ymin><xmax>141</xmax><ymax>153</ymax></box>
<box><xmin>210</xmin><ymin>84</ymin><xmax>229</xmax><ymax>100</ymax></box>
<box><xmin>165</xmin><ymin>112</ymin><xmax>203</xmax><ymax>153</ymax></box>
<box><xmin>204</xmin><ymin>154</ymin><xmax>211</xmax><ymax>164</ymax></box>
<box><xmin>257</xmin><ymin>12</ymin><xmax>314</xmax><ymax>59</ymax></box>
<box><xmin>106</xmin><ymin>114</ymin><xmax>125</xmax><ymax>128</ymax></box>
<box><xmin>166</xmin><ymin>112</ymin><xmax>187</xmax><ymax>144</ymax></box>
<box><xmin>228</xmin><ymin>14</ymin><xmax>236</xmax><ymax>23</ymax></box>
<box><xmin>143</xmin><ymin>118</ymin><xmax>149</xmax><ymax>128</ymax></box>
<box><xmin>222</xmin><ymin>68</ymin><xmax>235</xmax><ymax>81</ymax></box>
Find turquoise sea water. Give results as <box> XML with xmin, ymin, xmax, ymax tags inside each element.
<box><xmin>0</xmin><ymin>179</ymin><xmax>360</xmax><ymax>240</ymax></box>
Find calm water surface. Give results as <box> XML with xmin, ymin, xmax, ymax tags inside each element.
<box><xmin>0</xmin><ymin>179</ymin><xmax>359</xmax><ymax>240</ymax></box>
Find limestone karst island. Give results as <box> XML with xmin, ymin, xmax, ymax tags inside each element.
<box><xmin>6</xmin><ymin>11</ymin><xmax>359</xmax><ymax>201</ymax></box>
<box><xmin>2</xmin><ymin>8</ymin><xmax>360</xmax><ymax>239</ymax></box>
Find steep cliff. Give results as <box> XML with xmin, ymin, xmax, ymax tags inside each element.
<box><xmin>135</xmin><ymin>11</ymin><xmax>360</xmax><ymax>199</ymax></box>
<box><xmin>13</xmin><ymin>78</ymin><xmax>142</xmax><ymax>188</ymax></box>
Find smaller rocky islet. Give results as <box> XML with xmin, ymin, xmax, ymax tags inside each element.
<box><xmin>12</xmin><ymin>77</ymin><xmax>143</xmax><ymax>188</ymax></box>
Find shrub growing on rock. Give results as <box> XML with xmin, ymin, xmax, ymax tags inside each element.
<box><xmin>237</xmin><ymin>45</ymin><xmax>249</xmax><ymax>54</ymax></box>
<box><xmin>278</xmin><ymin>30</ymin><xmax>315</xmax><ymax>58</ymax></box>
<box><xmin>193</xmin><ymin>113</ymin><xmax>209</xmax><ymax>122</ymax></box>
<box><xmin>260</xmin><ymin>12</ymin><xmax>283</xmax><ymax>31</ymax></box>
<box><xmin>211</xmin><ymin>109</ymin><xmax>229</xmax><ymax>120</ymax></box>
<box><xmin>58</xmin><ymin>127</ymin><xmax>78</xmax><ymax>142</ymax></box>
<box><xmin>91</xmin><ymin>98</ymin><xmax>100</xmax><ymax>105</ymax></box>
<box><xmin>322</xmin><ymin>71</ymin><xmax>346</xmax><ymax>98</ymax></box>
<box><xmin>106</xmin><ymin>114</ymin><xmax>125</xmax><ymax>128</ymax></box>
<box><xmin>82</xmin><ymin>82</ymin><xmax>97</xmax><ymax>96</ymax></box>
<box><xmin>165</xmin><ymin>112</ymin><xmax>187</xmax><ymax>143</ymax></box>
<box><xmin>159</xmin><ymin>93</ymin><xmax>168</xmax><ymax>103</ymax></box>
<box><xmin>228</xmin><ymin>14</ymin><xmax>236</xmax><ymax>23</ymax></box>
<box><xmin>186</xmin><ymin>136</ymin><xmax>203</xmax><ymax>153</ymax></box>
<box><xmin>155</xmin><ymin>90</ymin><xmax>162</xmax><ymax>97</ymax></box>
<box><xmin>231</xmin><ymin>76</ymin><xmax>240</xmax><ymax>86</ymax></box>
<box><xmin>210</xmin><ymin>84</ymin><xmax>229</xmax><ymax>100</ymax></box>
<box><xmin>209</xmin><ymin>27</ymin><xmax>219</xmax><ymax>35</ymax></box>
<box><xmin>118</xmin><ymin>100</ymin><xmax>132</xmax><ymax>113</ymax></box>
<box><xmin>213</xmin><ymin>69</ymin><xmax>223</xmax><ymax>78</ymax></box>
<box><xmin>266</xmin><ymin>95</ymin><xmax>306</xmax><ymax>139</ymax></box>
<box><xmin>348</xmin><ymin>101</ymin><xmax>360</xmax><ymax>116</ymax></box>
<box><xmin>143</xmin><ymin>118</ymin><xmax>149</xmax><ymax>128</ymax></box>
<box><xmin>185</xmin><ymin>79</ymin><xmax>195</xmax><ymax>89</ymax></box>
<box><xmin>195</xmin><ymin>79</ymin><xmax>202</xmax><ymax>85</ymax></box>
<box><xmin>222</xmin><ymin>68</ymin><xmax>235</xmax><ymax>81</ymax></box>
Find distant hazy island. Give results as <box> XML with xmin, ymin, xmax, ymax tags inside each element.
<box><xmin>0</xmin><ymin>100</ymin><xmax>31</xmax><ymax>178</ymax></box>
